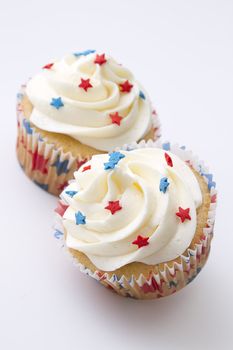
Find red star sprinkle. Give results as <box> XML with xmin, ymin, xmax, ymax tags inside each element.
<box><xmin>30</xmin><ymin>148</ymin><xmax>49</xmax><ymax>174</ymax></box>
<box><xmin>79</xmin><ymin>78</ymin><xmax>93</xmax><ymax>92</ymax></box>
<box><xmin>119</xmin><ymin>80</ymin><xmax>133</xmax><ymax>93</ymax></box>
<box><xmin>55</xmin><ymin>201</ymin><xmax>69</xmax><ymax>217</ymax></box>
<box><xmin>164</xmin><ymin>152</ymin><xmax>173</xmax><ymax>167</ymax></box>
<box><xmin>43</xmin><ymin>63</ymin><xmax>54</xmax><ymax>70</ymax></box>
<box><xmin>109</xmin><ymin>112</ymin><xmax>123</xmax><ymax>126</ymax></box>
<box><xmin>176</xmin><ymin>207</ymin><xmax>191</xmax><ymax>223</ymax></box>
<box><xmin>94</xmin><ymin>54</ymin><xmax>107</xmax><ymax>65</ymax></box>
<box><xmin>82</xmin><ymin>165</ymin><xmax>91</xmax><ymax>172</ymax></box>
<box><xmin>132</xmin><ymin>235</ymin><xmax>149</xmax><ymax>248</ymax></box>
<box><xmin>105</xmin><ymin>200</ymin><xmax>122</xmax><ymax>215</ymax></box>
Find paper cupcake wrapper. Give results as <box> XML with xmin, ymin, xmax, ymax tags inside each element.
<box><xmin>16</xmin><ymin>86</ymin><xmax>161</xmax><ymax>196</ymax></box>
<box><xmin>53</xmin><ymin>140</ymin><xmax>217</xmax><ymax>299</ymax></box>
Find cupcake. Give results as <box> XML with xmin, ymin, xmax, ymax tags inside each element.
<box><xmin>54</xmin><ymin>141</ymin><xmax>216</xmax><ymax>299</ymax></box>
<box><xmin>16</xmin><ymin>50</ymin><xmax>159</xmax><ymax>195</ymax></box>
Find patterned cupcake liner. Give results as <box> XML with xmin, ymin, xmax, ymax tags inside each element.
<box><xmin>16</xmin><ymin>86</ymin><xmax>161</xmax><ymax>196</ymax></box>
<box><xmin>54</xmin><ymin>140</ymin><xmax>217</xmax><ymax>299</ymax></box>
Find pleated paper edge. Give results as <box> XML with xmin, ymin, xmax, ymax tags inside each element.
<box><xmin>53</xmin><ymin>140</ymin><xmax>217</xmax><ymax>299</ymax></box>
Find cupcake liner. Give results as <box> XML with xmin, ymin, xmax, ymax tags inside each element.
<box><xmin>16</xmin><ymin>86</ymin><xmax>160</xmax><ymax>196</ymax></box>
<box><xmin>53</xmin><ymin>140</ymin><xmax>217</xmax><ymax>299</ymax></box>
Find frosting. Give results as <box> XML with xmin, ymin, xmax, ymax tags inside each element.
<box><xmin>60</xmin><ymin>148</ymin><xmax>202</xmax><ymax>271</ymax></box>
<box><xmin>26</xmin><ymin>52</ymin><xmax>154</xmax><ymax>151</ymax></box>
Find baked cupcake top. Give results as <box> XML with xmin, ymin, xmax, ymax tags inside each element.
<box><xmin>59</xmin><ymin>148</ymin><xmax>202</xmax><ymax>271</ymax></box>
<box><xmin>26</xmin><ymin>50</ymin><xmax>154</xmax><ymax>152</ymax></box>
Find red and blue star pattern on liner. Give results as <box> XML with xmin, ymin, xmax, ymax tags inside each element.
<box><xmin>54</xmin><ymin>142</ymin><xmax>217</xmax><ymax>299</ymax></box>
<box><xmin>16</xmin><ymin>87</ymin><xmax>98</xmax><ymax>195</ymax></box>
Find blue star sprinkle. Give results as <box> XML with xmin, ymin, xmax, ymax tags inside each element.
<box><xmin>139</xmin><ymin>90</ymin><xmax>146</xmax><ymax>100</ymax></box>
<box><xmin>65</xmin><ymin>190</ymin><xmax>78</xmax><ymax>198</ymax></box>
<box><xmin>109</xmin><ymin>151</ymin><xmax>125</xmax><ymax>163</ymax></box>
<box><xmin>159</xmin><ymin>177</ymin><xmax>170</xmax><ymax>193</ymax></box>
<box><xmin>104</xmin><ymin>152</ymin><xmax>125</xmax><ymax>170</ymax></box>
<box><xmin>104</xmin><ymin>161</ymin><xmax>116</xmax><ymax>170</ymax></box>
<box><xmin>52</xmin><ymin>155</ymin><xmax>70</xmax><ymax>176</ymax></box>
<box><xmin>162</xmin><ymin>142</ymin><xmax>171</xmax><ymax>151</ymax></box>
<box><xmin>23</xmin><ymin>119</ymin><xmax>33</xmax><ymax>135</ymax></box>
<box><xmin>75</xmin><ymin>211</ymin><xmax>86</xmax><ymax>225</ymax></box>
<box><xmin>50</xmin><ymin>97</ymin><xmax>64</xmax><ymax>110</ymax></box>
<box><xmin>73</xmin><ymin>49</ymin><xmax>96</xmax><ymax>57</ymax></box>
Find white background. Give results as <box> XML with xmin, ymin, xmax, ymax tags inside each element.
<box><xmin>0</xmin><ymin>1</ymin><xmax>232</xmax><ymax>349</ymax></box>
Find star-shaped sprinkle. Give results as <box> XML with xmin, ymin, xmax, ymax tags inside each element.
<box><xmin>176</xmin><ymin>207</ymin><xmax>191</xmax><ymax>223</ymax></box>
<box><xmin>43</xmin><ymin>63</ymin><xmax>54</xmax><ymax>70</ymax></box>
<box><xmin>139</xmin><ymin>90</ymin><xmax>146</xmax><ymax>99</ymax></box>
<box><xmin>104</xmin><ymin>161</ymin><xmax>116</xmax><ymax>170</ymax></box>
<box><xmin>52</xmin><ymin>155</ymin><xmax>70</xmax><ymax>176</ymax></box>
<box><xmin>75</xmin><ymin>211</ymin><xmax>86</xmax><ymax>225</ymax></box>
<box><xmin>132</xmin><ymin>235</ymin><xmax>149</xmax><ymax>248</ymax></box>
<box><xmin>119</xmin><ymin>80</ymin><xmax>133</xmax><ymax>93</ymax></box>
<box><xmin>159</xmin><ymin>177</ymin><xmax>170</xmax><ymax>193</ymax></box>
<box><xmin>55</xmin><ymin>201</ymin><xmax>69</xmax><ymax>217</ymax></box>
<box><xmin>162</xmin><ymin>142</ymin><xmax>170</xmax><ymax>151</ymax></box>
<box><xmin>105</xmin><ymin>200</ymin><xmax>122</xmax><ymax>215</ymax></box>
<box><xmin>109</xmin><ymin>151</ymin><xmax>125</xmax><ymax>163</ymax></box>
<box><xmin>74</xmin><ymin>49</ymin><xmax>96</xmax><ymax>57</ymax></box>
<box><xmin>104</xmin><ymin>152</ymin><xmax>125</xmax><ymax>170</ymax></box>
<box><xmin>164</xmin><ymin>152</ymin><xmax>173</xmax><ymax>167</ymax></box>
<box><xmin>109</xmin><ymin>112</ymin><xmax>123</xmax><ymax>126</ymax></box>
<box><xmin>82</xmin><ymin>165</ymin><xmax>91</xmax><ymax>172</ymax></box>
<box><xmin>50</xmin><ymin>97</ymin><xmax>64</xmax><ymax>110</ymax></box>
<box><xmin>79</xmin><ymin>78</ymin><xmax>93</xmax><ymax>92</ymax></box>
<box><xmin>94</xmin><ymin>53</ymin><xmax>107</xmax><ymax>65</ymax></box>
<box><xmin>65</xmin><ymin>190</ymin><xmax>78</xmax><ymax>198</ymax></box>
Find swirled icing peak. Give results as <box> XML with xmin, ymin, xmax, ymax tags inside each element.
<box><xmin>59</xmin><ymin>148</ymin><xmax>202</xmax><ymax>271</ymax></box>
<box><xmin>26</xmin><ymin>51</ymin><xmax>155</xmax><ymax>151</ymax></box>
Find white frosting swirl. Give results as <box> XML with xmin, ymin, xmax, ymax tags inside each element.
<box><xmin>61</xmin><ymin>148</ymin><xmax>202</xmax><ymax>271</ymax></box>
<box><xmin>26</xmin><ymin>52</ymin><xmax>153</xmax><ymax>151</ymax></box>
